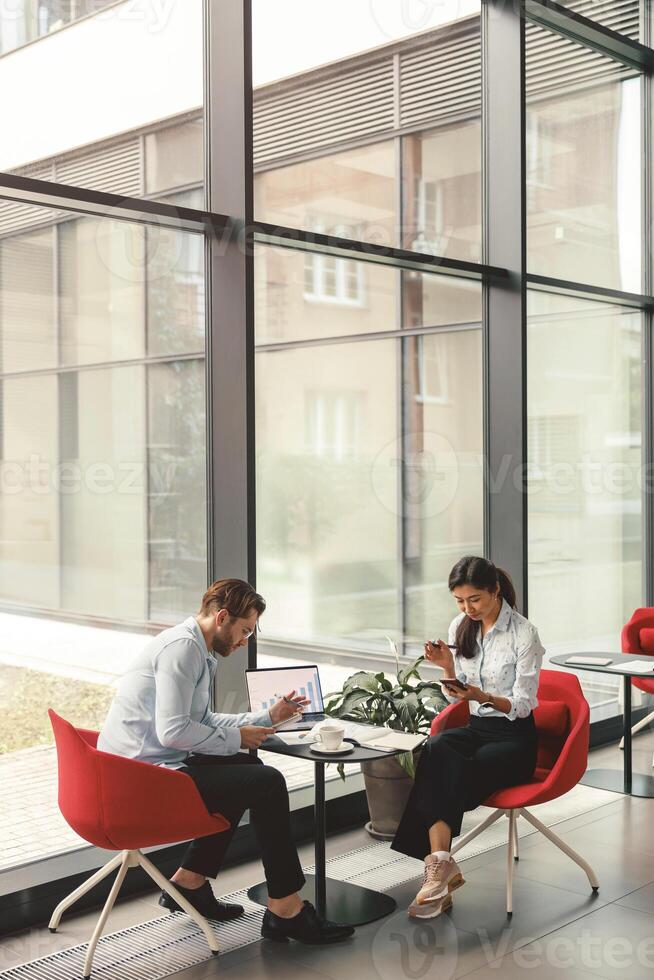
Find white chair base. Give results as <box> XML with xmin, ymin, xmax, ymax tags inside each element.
<box><xmin>451</xmin><ymin>807</ymin><xmax>599</xmax><ymax>915</ymax></box>
<box><xmin>48</xmin><ymin>849</ymin><xmax>219</xmax><ymax>978</ymax></box>
<box><xmin>619</xmin><ymin>708</ymin><xmax>654</xmax><ymax>765</ymax></box>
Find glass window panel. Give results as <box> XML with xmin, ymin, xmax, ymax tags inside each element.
<box><xmin>255</xmin><ymin>141</ymin><xmax>397</xmax><ymax>248</ymax></box>
<box><xmin>253</xmin><ymin>1</ymin><xmax>481</xmax><ymax>254</ymax></box>
<box><xmin>0</xmin><ymin>1</ymin><xmax>204</xmax><ymax>200</ymax></box>
<box><xmin>402</xmin><ymin>122</ymin><xmax>482</xmax><ymax>263</ymax></box>
<box><xmin>403</xmin><ymin>327</ymin><xmax>483</xmax><ymax>648</ymax></box>
<box><xmin>402</xmin><ymin>269</ymin><xmax>482</xmax><ymax>329</ymax></box>
<box><xmin>146</xmin><ymin>200</ymin><xmax>205</xmax><ymax>357</ymax></box>
<box><xmin>0</xmin><ymin>202</ymin><xmax>207</xmax><ymax>870</ymax></box>
<box><xmin>526</xmin><ymin>23</ymin><xmax>642</xmax><ymax>293</ymax></box>
<box><xmin>527</xmin><ymin>291</ymin><xmax>642</xmax><ymax>721</ymax></box>
<box><xmin>255</xmin><ymin>243</ymin><xmax>396</xmax><ymax>344</ymax></box>
<box><xmin>59</xmin><ymin>364</ymin><xmax>147</xmax><ymax>619</ymax></box>
<box><xmin>0</xmin><ymin>374</ymin><xmax>59</xmax><ymax>606</ymax></box>
<box><xmin>255</xmin><ymin>253</ymin><xmax>483</xmax><ymax>662</ymax></box>
<box><xmin>256</xmin><ymin>338</ymin><xmax>400</xmax><ymax>651</ymax></box>
<box><xmin>0</xmin><ymin>206</ymin><xmax>207</xmax><ymax>620</ymax></box>
<box><xmin>0</xmin><ymin>227</ymin><xmax>56</xmax><ymax>373</ymax></box>
<box><xmin>59</xmin><ymin>216</ymin><xmax>145</xmax><ymax>366</ymax></box>
<box><xmin>145</xmin><ymin>119</ymin><xmax>204</xmax><ymax>197</ymax></box>
<box><xmin>148</xmin><ymin>359</ymin><xmax>206</xmax><ymax>622</ymax></box>
<box><xmin>555</xmin><ymin>0</ymin><xmax>640</xmax><ymax>41</ymax></box>
<box><xmin>256</xmin><ymin>244</ymin><xmax>481</xmax><ymax>346</ymax></box>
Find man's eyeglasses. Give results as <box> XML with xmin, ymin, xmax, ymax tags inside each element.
<box><xmin>223</xmin><ymin>609</ymin><xmax>256</xmax><ymax>639</ymax></box>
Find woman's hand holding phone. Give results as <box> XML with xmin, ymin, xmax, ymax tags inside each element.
<box><xmin>440</xmin><ymin>677</ymin><xmax>468</xmax><ymax>692</ymax></box>
<box><xmin>440</xmin><ymin>679</ymin><xmax>486</xmax><ymax>703</ymax></box>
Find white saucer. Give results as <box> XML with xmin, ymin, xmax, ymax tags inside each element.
<box><xmin>309</xmin><ymin>742</ymin><xmax>354</xmax><ymax>756</ymax></box>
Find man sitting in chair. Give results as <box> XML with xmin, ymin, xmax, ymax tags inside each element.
<box><xmin>98</xmin><ymin>578</ymin><xmax>353</xmax><ymax>945</ymax></box>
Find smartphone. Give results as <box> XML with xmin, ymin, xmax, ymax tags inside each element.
<box><xmin>271</xmin><ymin>711</ymin><xmax>303</xmax><ymax>731</ymax></box>
<box><xmin>440</xmin><ymin>677</ymin><xmax>468</xmax><ymax>691</ymax></box>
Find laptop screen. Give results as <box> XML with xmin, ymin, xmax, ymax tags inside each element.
<box><xmin>245</xmin><ymin>665</ymin><xmax>324</xmax><ymax>714</ymax></box>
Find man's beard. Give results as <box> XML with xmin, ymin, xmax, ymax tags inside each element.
<box><xmin>211</xmin><ymin>632</ymin><xmax>232</xmax><ymax>657</ymax></box>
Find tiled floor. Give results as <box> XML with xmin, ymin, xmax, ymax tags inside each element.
<box><xmin>3</xmin><ymin>729</ymin><xmax>654</xmax><ymax>979</ymax></box>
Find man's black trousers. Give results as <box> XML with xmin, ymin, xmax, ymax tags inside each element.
<box><xmin>178</xmin><ymin>752</ymin><xmax>305</xmax><ymax>899</ymax></box>
<box><xmin>391</xmin><ymin>714</ymin><xmax>537</xmax><ymax>861</ymax></box>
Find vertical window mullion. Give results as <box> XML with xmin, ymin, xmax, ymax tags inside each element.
<box><xmin>482</xmin><ymin>0</ymin><xmax>528</xmax><ymax>611</ymax></box>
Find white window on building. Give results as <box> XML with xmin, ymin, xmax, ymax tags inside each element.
<box><xmin>410</xmin><ymin>176</ymin><xmax>445</xmax><ymax>254</ymax></box>
<box><xmin>305</xmin><ymin>389</ymin><xmax>363</xmax><ymax>460</ymax></box>
<box><xmin>415</xmin><ymin>334</ymin><xmax>449</xmax><ymax>405</ymax></box>
<box><xmin>303</xmin><ymin>221</ymin><xmax>366</xmax><ymax>307</ymax></box>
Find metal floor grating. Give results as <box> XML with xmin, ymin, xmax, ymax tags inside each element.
<box><xmin>3</xmin><ymin>784</ymin><xmax>617</xmax><ymax>980</ymax></box>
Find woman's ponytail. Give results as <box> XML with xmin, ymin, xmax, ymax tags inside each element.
<box><xmin>496</xmin><ymin>567</ymin><xmax>517</xmax><ymax>609</ymax></box>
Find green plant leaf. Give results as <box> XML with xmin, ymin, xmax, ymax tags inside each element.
<box><xmin>325</xmin><ymin>671</ymin><xmax>378</xmax><ymax>699</ymax></box>
<box><xmin>324</xmin><ymin>660</ymin><xmax>446</xmax><ymax>741</ymax></box>
<box><xmin>374</xmin><ymin>673</ymin><xmax>393</xmax><ymax>692</ymax></box>
<box><xmin>353</xmin><ymin>672</ymin><xmax>382</xmax><ymax>693</ymax></box>
<box><xmin>396</xmin><ymin>655</ymin><xmax>426</xmax><ymax>686</ymax></box>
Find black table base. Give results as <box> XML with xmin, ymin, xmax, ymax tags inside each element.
<box><xmin>581</xmin><ymin>768</ymin><xmax>654</xmax><ymax>798</ymax></box>
<box><xmin>247</xmin><ymin>875</ymin><xmax>397</xmax><ymax>926</ymax></box>
<box><xmin>251</xmin><ymin>746</ymin><xmax>400</xmax><ymax>928</ymax></box>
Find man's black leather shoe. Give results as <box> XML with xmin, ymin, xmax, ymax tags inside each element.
<box><xmin>261</xmin><ymin>900</ymin><xmax>355</xmax><ymax>944</ymax></box>
<box><xmin>159</xmin><ymin>881</ymin><xmax>244</xmax><ymax>921</ymax></box>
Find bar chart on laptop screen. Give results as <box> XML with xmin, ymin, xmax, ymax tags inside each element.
<box><xmin>248</xmin><ymin>667</ymin><xmax>322</xmax><ymax>712</ymax></box>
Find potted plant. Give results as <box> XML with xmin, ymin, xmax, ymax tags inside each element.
<box><xmin>324</xmin><ymin>651</ymin><xmax>447</xmax><ymax>839</ymax></box>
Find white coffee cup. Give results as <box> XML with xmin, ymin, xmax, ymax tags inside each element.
<box><xmin>314</xmin><ymin>723</ymin><xmax>345</xmax><ymax>751</ymax></box>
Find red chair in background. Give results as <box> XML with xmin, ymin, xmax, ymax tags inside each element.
<box><xmin>620</xmin><ymin>608</ymin><xmax>654</xmax><ymax>761</ymax></box>
<box><xmin>430</xmin><ymin>669</ymin><xmax>599</xmax><ymax>914</ymax></box>
<box><xmin>48</xmin><ymin>710</ymin><xmax>231</xmax><ymax>979</ymax></box>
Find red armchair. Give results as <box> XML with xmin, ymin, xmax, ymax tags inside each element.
<box><xmin>48</xmin><ymin>710</ymin><xmax>231</xmax><ymax>978</ymax></box>
<box><xmin>430</xmin><ymin>669</ymin><xmax>599</xmax><ymax>914</ymax></box>
<box><xmin>620</xmin><ymin>608</ymin><xmax>654</xmax><ymax>760</ymax></box>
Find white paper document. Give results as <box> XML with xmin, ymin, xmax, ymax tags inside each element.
<box><xmin>604</xmin><ymin>659</ymin><xmax>654</xmax><ymax>674</ymax></box>
<box><xmin>339</xmin><ymin>722</ymin><xmax>388</xmax><ymax>743</ymax></box>
<box><xmin>360</xmin><ymin>730</ymin><xmax>426</xmax><ymax>753</ymax></box>
<box><xmin>272</xmin><ymin>731</ymin><xmax>316</xmax><ymax>745</ymax></box>
<box><xmin>565</xmin><ymin>656</ymin><xmax>613</xmax><ymax>667</ymax></box>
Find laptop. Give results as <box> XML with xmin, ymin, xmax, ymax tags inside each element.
<box><xmin>245</xmin><ymin>664</ymin><xmax>327</xmax><ymax>731</ymax></box>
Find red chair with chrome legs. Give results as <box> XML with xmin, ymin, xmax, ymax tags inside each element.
<box><xmin>429</xmin><ymin>669</ymin><xmax>599</xmax><ymax>914</ymax></box>
<box><xmin>47</xmin><ymin>709</ymin><xmax>231</xmax><ymax>978</ymax></box>
<box><xmin>620</xmin><ymin>608</ymin><xmax>654</xmax><ymax>762</ymax></box>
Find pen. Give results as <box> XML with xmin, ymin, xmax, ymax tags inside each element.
<box><xmin>429</xmin><ymin>641</ymin><xmax>458</xmax><ymax>649</ymax></box>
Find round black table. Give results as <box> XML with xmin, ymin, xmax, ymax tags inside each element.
<box><xmin>246</xmin><ymin>733</ymin><xmax>401</xmax><ymax>926</ymax></box>
<box><xmin>550</xmin><ymin>652</ymin><xmax>654</xmax><ymax>798</ymax></box>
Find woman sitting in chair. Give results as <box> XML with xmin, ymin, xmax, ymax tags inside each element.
<box><xmin>392</xmin><ymin>555</ymin><xmax>544</xmax><ymax>920</ymax></box>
